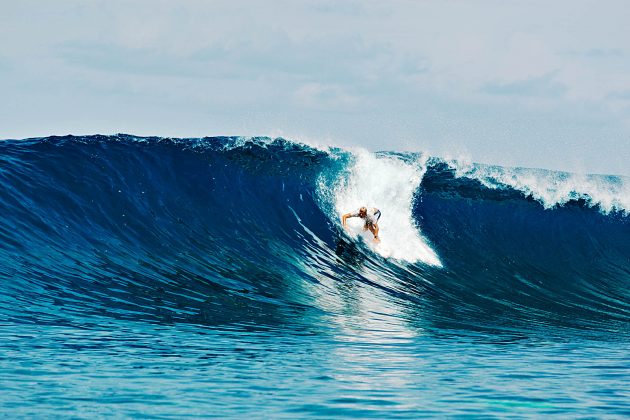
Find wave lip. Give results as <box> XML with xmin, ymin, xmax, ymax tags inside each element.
<box><xmin>446</xmin><ymin>159</ymin><xmax>630</xmax><ymax>215</ymax></box>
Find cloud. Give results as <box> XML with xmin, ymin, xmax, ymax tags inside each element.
<box><xmin>293</xmin><ymin>83</ymin><xmax>361</xmax><ymax>110</ymax></box>
<box><xmin>57</xmin><ymin>42</ymin><xmax>205</xmax><ymax>78</ymax></box>
<box><xmin>0</xmin><ymin>55</ymin><xmax>10</xmax><ymax>73</ymax></box>
<box><xmin>562</xmin><ymin>48</ymin><xmax>625</xmax><ymax>58</ymax></box>
<box><xmin>189</xmin><ymin>32</ymin><xmax>384</xmax><ymax>84</ymax></box>
<box><xmin>482</xmin><ymin>73</ymin><xmax>567</xmax><ymax>98</ymax></box>
<box><xmin>607</xmin><ymin>90</ymin><xmax>630</xmax><ymax>101</ymax></box>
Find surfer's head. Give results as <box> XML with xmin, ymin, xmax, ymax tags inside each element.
<box><xmin>359</xmin><ymin>207</ymin><xmax>367</xmax><ymax>217</ymax></box>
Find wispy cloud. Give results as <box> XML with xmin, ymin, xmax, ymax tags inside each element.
<box><xmin>607</xmin><ymin>90</ymin><xmax>630</xmax><ymax>101</ymax></box>
<box><xmin>482</xmin><ymin>73</ymin><xmax>567</xmax><ymax>98</ymax></box>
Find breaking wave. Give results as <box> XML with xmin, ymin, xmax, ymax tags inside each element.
<box><xmin>1</xmin><ymin>135</ymin><xmax>629</xmax><ymax>337</ymax></box>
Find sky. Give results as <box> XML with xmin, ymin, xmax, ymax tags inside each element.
<box><xmin>1</xmin><ymin>0</ymin><xmax>629</xmax><ymax>175</ymax></box>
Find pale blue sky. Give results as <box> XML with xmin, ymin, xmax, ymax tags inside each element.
<box><xmin>1</xmin><ymin>0</ymin><xmax>629</xmax><ymax>175</ymax></box>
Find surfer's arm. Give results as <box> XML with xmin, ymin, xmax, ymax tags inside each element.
<box><xmin>341</xmin><ymin>213</ymin><xmax>354</xmax><ymax>227</ymax></box>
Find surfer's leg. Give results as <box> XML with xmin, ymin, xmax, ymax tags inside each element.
<box><xmin>367</xmin><ymin>223</ymin><xmax>380</xmax><ymax>241</ymax></box>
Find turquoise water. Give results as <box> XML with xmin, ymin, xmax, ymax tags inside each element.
<box><xmin>2</xmin><ymin>321</ymin><xmax>628</xmax><ymax>417</ymax></box>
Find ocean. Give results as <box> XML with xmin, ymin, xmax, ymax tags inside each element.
<box><xmin>1</xmin><ymin>135</ymin><xmax>628</xmax><ymax>417</ymax></box>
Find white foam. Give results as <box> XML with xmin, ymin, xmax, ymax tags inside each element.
<box><xmin>323</xmin><ymin>149</ymin><xmax>442</xmax><ymax>266</ymax></box>
<box><xmin>449</xmin><ymin>161</ymin><xmax>630</xmax><ymax>215</ymax></box>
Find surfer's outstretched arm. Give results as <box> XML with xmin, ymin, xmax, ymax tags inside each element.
<box><xmin>341</xmin><ymin>213</ymin><xmax>354</xmax><ymax>227</ymax></box>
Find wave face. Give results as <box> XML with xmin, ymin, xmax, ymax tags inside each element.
<box><xmin>1</xmin><ymin>135</ymin><xmax>630</xmax><ymax>417</ymax></box>
<box><xmin>1</xmin><ymin>134</ymin><xmax>629</xmax><ymax>334</ymax></box>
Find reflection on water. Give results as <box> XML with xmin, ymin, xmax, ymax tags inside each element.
<box><xmin>2</xmin><ymin>318</ymin><xmax>629</xmax><ymax>417</ymax></box>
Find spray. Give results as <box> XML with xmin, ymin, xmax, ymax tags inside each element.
<box><xmin>328</xmin><ymin>150</ymin><xmax>442</xmax><ymax>266</ymax></box>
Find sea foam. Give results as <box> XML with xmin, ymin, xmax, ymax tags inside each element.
<box><xmin>448</xmin><ymin>160</ymin><xmax>630</xmax><ymax>215</ymax></box>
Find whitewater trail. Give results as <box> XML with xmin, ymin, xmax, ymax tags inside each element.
<box><xmin>327</xmin><ymin>150</ymin><xmax>442</xmax><ymax>266</ymax></box>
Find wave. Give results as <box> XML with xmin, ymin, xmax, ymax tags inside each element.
<box><xmin>0</xmin><ymin>135</ymin><xmax>629</xmax><ymax>337</ymax></box>
<box><xmin>445</xmin><ymin>158</ymin><xmax>630</xmax><ymax>215</ymax></box>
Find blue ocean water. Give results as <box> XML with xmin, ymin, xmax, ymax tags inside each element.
<box><xmin>1</xmin><ymin>135</ymin><xmax>629</xmax><ymax>417</ymax></box>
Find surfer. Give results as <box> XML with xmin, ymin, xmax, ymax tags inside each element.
<box><xmin>342</xmin><ymin>207</ymin><xmax>381</xmax><ymax>242</ymax></box>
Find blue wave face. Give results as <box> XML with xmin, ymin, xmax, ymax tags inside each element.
<box><xmin>1</xmin><ymin>135</ymin><xmax>629</xmax><ymax>338</ymax></box>
<box><xmin>417</xmin><ymin>165</ymin><xmax>630</xmax><ymax>335</ymax></box>
<box><xmin>0</xmin><ymin>136</ymin><xmax>341</xmax><ymax>331</ymax></box>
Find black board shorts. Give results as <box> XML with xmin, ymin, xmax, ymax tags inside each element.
<box><xmin>366</xmin><ymin>210</ymin><xmax>381</xmax><ymax>226</ymax></box>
